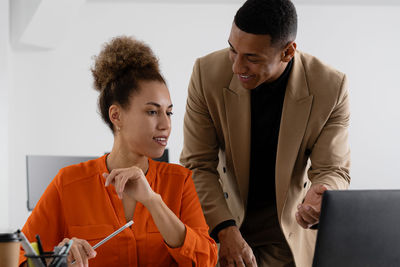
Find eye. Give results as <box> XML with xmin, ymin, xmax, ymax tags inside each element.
<box><xmin>147</xmin><ymin>110</ymin><xmax>157</xmax><ymax>115</ymax></box>
<box><xmin>229</xmin><ymin>48</ymin><xmax>237</xmax><ymax>54</ymax></box>
<box><xmin>247</xmin><ymin>57</ymin><xmax>259</xmax><ymax>63</ymax></box>
<box><xmin>167</xmin><ymin>111</ymin><xmax>173</xmax><ymax>116</ymax></box>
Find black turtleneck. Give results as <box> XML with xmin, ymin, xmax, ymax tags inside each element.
<box><xmin>239</xmin><ymin>59</ymin><xmax>293</xmax><ymax>245</ymax></box>
<box><xmin>247</xmin><ymin>59</ymin><xmax>293</xmax><ymax>211</ymax></box>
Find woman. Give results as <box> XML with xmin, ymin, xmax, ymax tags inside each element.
<box><xmin>19</xmin><ymin>36</ymin><xmax>218</xmax><ymax>267</ymax></box>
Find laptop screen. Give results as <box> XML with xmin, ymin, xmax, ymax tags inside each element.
<box><xmin>313</xmin><ymin>190</ymin><xmax>400</xmax><ymax>267</ymax></box>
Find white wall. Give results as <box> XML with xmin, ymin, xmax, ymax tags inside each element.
<box><xmin>8</xmin><ymin>2</ymin><xmax>243</xmax><ymax>229</ymax></box>
<box><xmin>6</xmin><ymin>2</ymin><xmax>400</xmax><ymax>229</ymax></box>
<box><xmin>295</xmin><ymin>5</ymin><xmax>400</xmax><ymax>189</ymax></box>
<box><xmin>0</xmin><ymin>0</ymin><xmax>10</xmax><ymax>231</ymax></box>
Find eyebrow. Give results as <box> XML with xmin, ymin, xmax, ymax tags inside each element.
<box><xmin>228</xmin><ymin>41</ymin><xmax>260</xmax><ymax>58</ymax></box>
<box><xmin>145</xmin><ymin>102</ymin><xmax>173</xmax><ymax>108</ymax></box>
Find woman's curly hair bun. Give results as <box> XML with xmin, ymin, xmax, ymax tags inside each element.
<box><xmin>91</xmin><ymin>36</ymin><xmax>160</xmax><ymax>92</ymax></box>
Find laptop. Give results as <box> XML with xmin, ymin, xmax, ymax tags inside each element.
<box><xmin>313</xmin><ymin>190</ymin><xmax>400</xmax><ymax>267</ymax></box>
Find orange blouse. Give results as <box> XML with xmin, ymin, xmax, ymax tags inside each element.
<box><xmin>19</xmin><ymin>155</ymin><xmax>218</xmax><ymax>266</ymax></box>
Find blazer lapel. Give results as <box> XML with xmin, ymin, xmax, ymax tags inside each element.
<box><xmin>224</xmin><ymin>74</ymin><xmax>251</xmax><ymax>208</ymax></box>
<box><xmin>276</xmin><ymin>52</ymin><xmax>313</xmax><ymax>219</ymax></box>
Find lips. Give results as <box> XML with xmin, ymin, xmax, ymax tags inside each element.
<box><xmin>153</xmin><ymin>136</ymin><xmax>168</xmax><ymax>146</ymax></box>
<box><xmin>238</xmin><ymin>74</ymin><xmax>253</xmax><ymax>83</ymax></box>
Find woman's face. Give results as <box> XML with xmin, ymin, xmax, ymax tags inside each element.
<box><xmin>117</xmin><ymin>80</ymin><xmax>172</xmax><ymax>159</ymax></box>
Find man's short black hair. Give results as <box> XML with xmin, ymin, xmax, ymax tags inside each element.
<box><xmin>234</xmin><ymin>0</ymin><xmax>297</xmax><ymax>48</ymax></box>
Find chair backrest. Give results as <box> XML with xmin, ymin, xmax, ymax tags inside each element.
<box><xmin>26</xmin><ymin>149</ymin><xmax>169</xmax><ymax>211</ymax></box>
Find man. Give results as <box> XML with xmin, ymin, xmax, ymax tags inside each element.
<box><xmin>180</xmin><ymin>0</ymin><xmax>350</xmax><ymax>266</ymax></box>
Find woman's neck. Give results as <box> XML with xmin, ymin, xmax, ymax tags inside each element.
<box><xmin>106</xmin><ymin>146</ymin><xmax>149</xmax><ymax>175</ymax></box>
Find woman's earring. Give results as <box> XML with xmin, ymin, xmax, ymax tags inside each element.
<box><xmin>117</xmin><ymin>126</ymin><xmax>121</xmax><ymax>131</ymax></box>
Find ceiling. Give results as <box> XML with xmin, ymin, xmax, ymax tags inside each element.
<box><xmin>87</xmin><ymin>0</ymin><xmax>400</xmax><ymax>5</ymax></box>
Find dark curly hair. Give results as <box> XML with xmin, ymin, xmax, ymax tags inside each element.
<box><xmin>234</xmin><ymin>0</ymin><xmax>297</xmax><ymax>48</ymax></box>
<box><xmin>91</xmin><ymin>36</ymin><xmax>165</xmax><ymax>132</ymax></box>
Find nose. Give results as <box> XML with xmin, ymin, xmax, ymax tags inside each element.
<box><xmin>232</xmin><ymin>55</ymin><xmax>247</xmax><ymax>74</ymax></box>
<box><xmin>158</xmin><ymin>112</ymin><xmax>171</xmax><ymax>131</ymax></box>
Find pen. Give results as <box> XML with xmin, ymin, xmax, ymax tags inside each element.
<box><xmin>93</xmin><ymin>220</ymin><xmax>133</xmax><ymax>249</ymax></box>
<box><xmin>49</xmin><ymin>239</ymin><xmax>73</xmax><ymax>267</ymax></box>
<box><xmin>36</xmin><ymin>234</ymin><xmax>47</xmax><ymax>266</ymax></box>
<box><xmin>71</xmin><ymin>220</ymin><xmax>133</xmax><ymax>265</ymax></box>
<box><xmin>54</xmin><ymin>240</ymin><xmax>73</xmax><ymax>267</ymax></box>
<box><xmin>17</xmin><ymin>230</ymin><xmax>45</xmax><ymax>267</ymax></box>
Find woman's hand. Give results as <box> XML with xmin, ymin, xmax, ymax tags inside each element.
<box><xmin>104</xmin><ymin>166</ymin><xmax>156</xmax><ymax>206</ymax></box>
<box><xmin>57</xmin><ymin>237</ymin><xmax>96</xmax><ymax>267</ymax></box>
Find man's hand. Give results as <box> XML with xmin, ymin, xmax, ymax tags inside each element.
<box><xmin>296</xmin><ymin>184</ymin><xmax>328</xmax><ymax>229</ymax></box>
<box><xmin>218</xmin><ymin>226</ymin><xmax>257</xmax><ymax>267</ymax></box>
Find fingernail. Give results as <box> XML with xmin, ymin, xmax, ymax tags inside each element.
<box><xmin>306</xmin><ymin>206</ymin><xmax>311</xmax><ymax>211</ymax></box>
<box><xmin>297</xmin><ymin>204</ymin><xmax>301</xmax><ymax>209</ymax></box>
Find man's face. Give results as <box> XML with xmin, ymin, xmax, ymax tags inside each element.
<box><xmin>228</xmin><ymin>23</ymin><xmax>287</xmax><ymax>90</ymax></box>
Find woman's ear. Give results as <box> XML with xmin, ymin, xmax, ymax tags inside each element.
<box><xmin>109</xmin><ymin>104</ymin><xmax>122</xmax><ymax>132</ymax></box>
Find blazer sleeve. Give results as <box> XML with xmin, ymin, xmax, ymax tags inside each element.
<box><xmin>19</xmin><ymin>173</ymin><xmax>66</xmax><ymax>265</ymax></box>
<box><xmin>307</xmin><ymin>75</ymin><xmax>351</xmax><ymax>189</ymax></box>
<box><xmin>180</xmin><ymin>58</ymin><xmax>235</xmax><ymax>232</ymax></box>
<box><xmin>167</xmin><ymin>171</ymin><xmax>218</xmax><ymax>266</ymax></box>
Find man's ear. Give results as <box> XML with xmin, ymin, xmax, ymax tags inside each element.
<box><xmin>109</xmin><ymin>104</ymin><xmax>122</xmax><ymax>132</ymax></box>
<box><xmin>282</xmin><ymin>41</ymin><xmax>297</xmax><ymax>62</ymax></box>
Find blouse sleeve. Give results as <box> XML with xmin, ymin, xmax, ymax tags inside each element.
<box><xmin>166</xmin><ymin>171</ymin><xmax>218</xmax><ymax>266</ymax></box>
<box><xmin>19</xmin><ymin>173</ymin><xmax>66</xmax><ymax>265</ymax></box>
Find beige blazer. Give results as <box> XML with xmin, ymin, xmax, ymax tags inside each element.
<box><xmin>180</xmin><ymin>48</ymin><xmax>350</xmax><ymax>267</ymax></box>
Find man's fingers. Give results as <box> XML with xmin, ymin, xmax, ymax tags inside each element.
<box><xmin>219</xmin><ymin>258</ymin><xmax>234</xmax><ymax>267</ymax></box>
<box><xmin>304</xmin><ymin>204</ymin><xmax>320</xmax><ymax>219</ymax></box>
<box><xmin>235</xmin><ymin>259</ymin><xmax>246</xmax><ymax>267</ymax></box>
<box><xmin>315</xmin><ymin>184</ymin><xmax>328</xmax><ymax>195</ymax></box>
<box><xmin>296</xmin><ymin>212</ymin><xmax>309</xmax><ymax>229</ymax></box>
<box><xmin>298</xmin><ymin>205</ymin><xmax>319</xmax><ymax>223</ymax></box>
<box><xmin>244</xmin><ymin>255</ymin><xmax>257</xmax><ymax>267</ymax></box>
<box><xmin>242</xmin><ymin>249</ymin><xmax>257</xmax><ymax>267</ymax></box>
<box><xmin>252</xmin><ymin>255</ymin><xmax>258</xmax><ymax>267</ymax></box>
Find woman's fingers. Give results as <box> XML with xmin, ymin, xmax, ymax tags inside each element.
<box><xmin>69</xmin><ymin>243</ymin><xmax>86</xmax><ymax>267</ymax></box>
<box><xmin>57</xmin><ymin>237</ymin><xmax>69</xmax><ymax>247</ymax></box>
<box><xmin>104</xmin><ymin>168</ymin><xmax>123</xmax><ymax>186</ymax></box>
<box><xmin>79</xmin><ymin>239</ymin><xmax>96</xmax><ymax>258</ymax></box>
<box><xmin>116</xmin><ymin>175</ymin><xmax>129</xmax><ymax>199</ymax></box>
<box><xmin>104</xmin><ymin>166</ymin><xmax>153</xmax><ymax>202</ymax></box>
<box><xmin>67</xmin><ymin>238</ymin><xmax>96</xmax><ymax>267</ymax></box>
